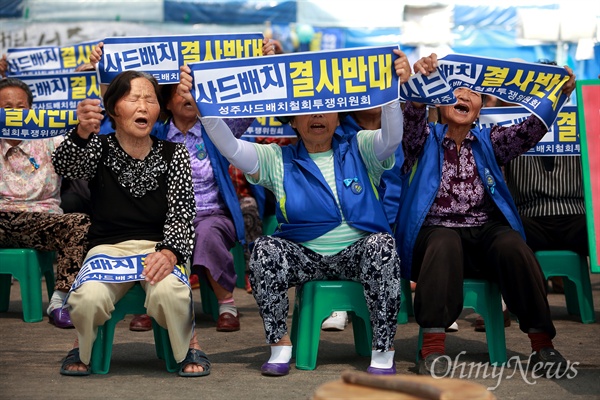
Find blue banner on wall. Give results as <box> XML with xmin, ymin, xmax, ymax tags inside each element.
<box><xmin>479</xmin><ymin>105</ymin><xmax>579</xmax><ymax>156</ymax></box>
<box><xmin>14</xmin><ymin>71</ymin><xmax>102</xmax><ymax>110</ymax></box>
<box><xmin>400</xmin><ymin>54</ymin><xmax>571</xmax><ymax>129</ymax></box>
<box><xmin>7</xmin><ymin>40</ymin><xmax>98</xmax><ymax>76</ymax></box>
<box><xmin>98</xmin><ymin>33</ymin><xmax>264</xmax><ymax>84</ymax></box>
<box><xmin>189</xmin><ymin>45</ymin><xmax>400</xmax><ymax>118</ymax></box>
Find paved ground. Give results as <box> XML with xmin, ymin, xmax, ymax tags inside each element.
<box><xmin>1</xmin><ymin>274</ymin><xmax>599</xmax><ymax>399</ymax></box>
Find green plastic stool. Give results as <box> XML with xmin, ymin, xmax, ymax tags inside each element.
<box><xmin>536</xmin><ymin>250</ymin><xmax>595</xmax><ymax>324</ymax></box>
<box><xmin>290</xmin><ymin>280</ymin><xmax>372</xmax><ymax>370</ymax></box>
<box><xmin>397</xmin><ymin>278</ymin><xmax>414</xmax><ymax>324</ymax></box>
<box><xmin>90</xmin><ymin>284</ymin><xmax>178</xmax><ymax>374</ymax></box>
<box><xmin>231</xmin><ymin>242</ymin><xmax>246</xmax><ymax>289</ymax></box>
<box><xmin>417</xmin><ymin>279</ymin><xmax>507</xmax><ymax>366</ymax></box>
<box><xmin>0</xmin><ymin>248</ymin><xmax>55</xmax><ymax>323</ymax></box>
<box><xmin>198</xmin><ymin>277</ymin><xmax>219</xmax><ymax>321</ymax></box>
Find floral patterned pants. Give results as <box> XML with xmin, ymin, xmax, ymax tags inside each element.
<box><xmin>0</xmin><ymin>211</ymin><xmax>90</xmax><ymax>291</ymax></box>
<box><xmin>249</xmin><ymin>232</ymin><xmax>401</xmax><ymax>351</ymax></box>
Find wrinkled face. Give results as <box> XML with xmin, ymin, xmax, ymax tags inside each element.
<box><xmin>439</xmin><ymin>88</ymin><xmax>483</xmax><ymax>126</ymax></box>
<box><xmin>111</xmin><ymin>77</ymin><xmax>160</xmax><ymax>139</ymax></box>
<box><xmin>0</xmin><ymin>87</ymin><xmax>30</xmax><ymax>110</ymax></box>
<box><xmin>290</xmin><ymin>113</ymin><xmax>339</xmax><ymax>147</ymax></box>
<box><xmin>166</xmin><ymin>86</ymin><xmax>197</xmax><ymax>121</ymax></box>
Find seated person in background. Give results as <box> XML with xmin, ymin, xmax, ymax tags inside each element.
<box><xmin>0</xmin><ymin>77</ymin><xmax>90</xmax><ymax>329</ymax></box>
<box><xmin>52</xmin><ymin>71</ymin><xmax>209</xmax><ymax>377</ymax></box>
<box><xmin>177</xmin><ymin>47</ymin><xmax>411</xmax><ymax>376</ymax></box>
<box><xmin>395</xmin><ymin>53</ymin><xmax>576</xmax><ymax>376</ymax></box>
<box><xmin>154</xmin><ymin>83</ymin><xmax>252</xmax><ymax>332</ymax></box>
<box><xmin>494</xmin><ymin>59</ymin><xmax>588</xmax><ymax>292</ymax></box>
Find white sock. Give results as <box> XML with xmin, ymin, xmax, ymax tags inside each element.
<box><xmin>47</xmin><ymin>291</ymin><xmax>68</xmax><ymax>315</ymax></box>
<box><xmin>267</xmin><ymin>345</ymin><xmax>293</xmax><ymax>364</ymax></box>
<box><xmin>370</xmin><ymin>350</ymin><xmax>395</xmax><ymax>369</ymax></box>
<box><xmin>218</xmin><ymin>298</ymin><xmax>238</xmax><ymax>316</ymax></box>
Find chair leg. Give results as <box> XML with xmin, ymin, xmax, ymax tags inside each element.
<box><xmin>290</xmin><ymin>288</ymin><xmax>301</xmax><ymax>359</ymax></box>
<box><xmin>199</xmin><ymin>278</ymin><xmax>219</xmax><ymax>321</ymax></box>
<box><xmin>350</xmin><ymin>312</ymin><xmax>372</xmax><ymax>357</ymax></box>
<box><xmin>294</xmin><ymin>288</ymin><xmax>325</xmax><ymax>370</ymax></box>
<box><xmin>563</xmin><ymin>276</ymin><xmax>596</xmax><ymax>324</ymax></box>
<box><xmin>0</xmin><ymin>274</ymin><xmax>12</xmax><ymax>312</ymax></box>
<box><xmin>152</xmin><ymin>320</ymin><xmax>178</xmax><ymax>372</ymax></box>
<box><xmin>398</xmin><ymin>278</ymin><xmax>413</xmax><ymax>324</ymax></box>
<box><xmin>20</xmin><ymin>258</ymin><xmax>44</xmax><ymax>323</ymax></box>
<box><xmin>481</xmin><ymin>282</ymin><xmax>507</xmax><ymax>366</ymax></box>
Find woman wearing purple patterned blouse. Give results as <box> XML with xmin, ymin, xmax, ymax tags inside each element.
<box><xmin>395</xmin><ymin>53</ymin><xmax>576</xmax><ymax>377</ymax></box>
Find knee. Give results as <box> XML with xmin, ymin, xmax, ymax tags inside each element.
<box><xmin>146</xmin><ymin>277</ymin><xmax>190</xmax><ymax>310</ymax></box>
<box><xmin>68</xmin><ymin>282</ymin><xmax>111</xmax><ymax>310</ymax></box>
<box><xmin>427</xmin><ymin>229</ymin><xmax>462</xmax><ymax>255</ymax></box>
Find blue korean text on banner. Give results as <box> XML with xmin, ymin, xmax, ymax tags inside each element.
<box><xmin>97</xmin><ymin>33</ymin><xmax>264</xmax><ymax>85</ymax></box>
<box><xmin>400</xmin><ymin>54</ymin><xmax>571</xmax><ymax>129</ymax></box>
<box><xmin>14</xmin><ymin>71</ymin><xmax>102</xmax><ymax>110</ymax></box>
<box><xmin>479</xmin><ymin>105</ymin><xmax>579</xmax><ymax>156</ymax></box>
<box><xmin>64</xmin><ymin>253</ymin><xmax>190</xmax><ymax>306</ymax></box>
<box><xmin>189</xmin><ymin>45</ymin><xmax>400</xmax><ymax>118</ymax></box>
<box><xmin>7</xmin><ymin>40</ymin><xmax>98</xmax><ymax>76</ymax></box>
<box><xmin>242</xmin><ymin>116</ymin><xmax>298</xmax><ymax>138</ymax></box>
<box><xmin>0</xmin><ymin>108</ymin><xmax>78</xmax><ymax>139</ymax></box>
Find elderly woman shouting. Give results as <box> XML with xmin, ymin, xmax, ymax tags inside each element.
<box><xmin>52</xmin><ymin>71</ymin><xmax>209</xmax><ymax>377</ymax></box>
<box><xmin>177</xmin><ymin>48</ymin><xmax>411</xmax><ymax>376</ymax></box>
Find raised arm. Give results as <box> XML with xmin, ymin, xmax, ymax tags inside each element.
<box><xmin>177</xmin><ymin>65</ymin><xmax>260</xmax><ymax>179</ymax></box>
<box><xmin>372</xmin><ymin>48</ymin><xmax>410</xmax><ymax>161</ymax></box>
<box><xmin>51</xmin><ymin>98</ymin><xmax>105</xmax><ymax>180</ymax></box>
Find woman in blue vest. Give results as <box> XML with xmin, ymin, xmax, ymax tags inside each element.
<box><xmin>395</xmin><ymin>53</ymin><xmax>576</xmax><ymax>377</ymax></box>
<box><xmin>177</xmin><ymin>48</ymin><xmax>411</xmax><ymax>376</ymax></box>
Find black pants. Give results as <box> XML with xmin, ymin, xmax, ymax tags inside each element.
<box><xmin>522</xmin><ymin>214</ymin><xmax>588</xmax><ymax>256</ymax></box>
<box><xmin>411</xmin><ymin>221</ymin><xmax>556</xmax><ymax>338</ymax></box>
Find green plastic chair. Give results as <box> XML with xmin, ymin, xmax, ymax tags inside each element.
<box><xmin>0</xmin><ymin>248</ymin><xmax>55</xmax><ymax>323</ymax></box>
<box><xmin>397</xmin><ymin>278</ymin><xmax>414</xmax><ymax>324</ymax></box>
<box><xmin>198</xmin><ymin>276</ymin><xmax>220</xmax><ymax>321</ymax></box>
<box><xmin>290</xmin><ymin>280</ymin><xmax>372</xmax><ymax>370</ymax></box>
<box><xmin>535</xmin><ymin>250</ymin><xmax>595</xmax><ymax>324</ymax></box>
<box><xmin>90</xmin><ymin>283</ymin><xmax>178</xmax><ymax>374</ymax></box>
<box><xmin>416</xmin><ymin>279</ymin><xmax>507</xmax><ymax>366</ymax></box>
<box><xmin>231</xmin><ymin>242</ymin><xmax>247</xmax><ymax>289</ymax></box>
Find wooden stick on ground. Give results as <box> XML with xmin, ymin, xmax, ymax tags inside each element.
<box><xmin>341</xmin><ymin>371</ymin><xmax>443</xmax><ymax>400</ymax></box>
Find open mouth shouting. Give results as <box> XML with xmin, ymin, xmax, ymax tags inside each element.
<box><xmin>453</xmin><ymin>103</ymin><xmax>470</xmax><ymax>114</ymax></box>
<box><xmin>135</xmin><ymin>116</ymin><xmax>149</xmax><ymax>129</ymax></box>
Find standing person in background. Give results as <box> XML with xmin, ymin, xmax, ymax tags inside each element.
<box><xmin>0</xmin><ymin>78</ymin><xmax>90</xmax><ymax>329</ymax></box>
<box><xmin>396</xmin><ymin>53</ymin><xmax>576</xmax><ymax>376</ymax></box>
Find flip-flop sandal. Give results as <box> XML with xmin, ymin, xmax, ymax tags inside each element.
<box><xmin>178</xmin><ymin>348</ymin><xmax>211</xmax><ymax>377</ymax></box>
<box><xmin>60</xmin><ymin>348</ymin><xmax>90</xmax><ymax>376</ymax></box>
